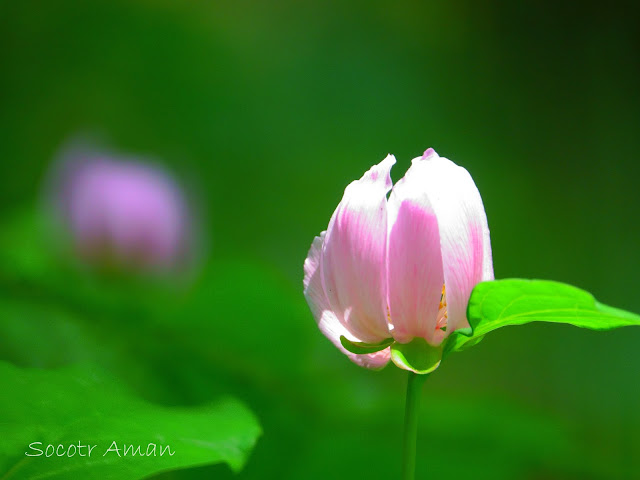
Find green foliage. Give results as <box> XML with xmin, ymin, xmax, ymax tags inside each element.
<box><xmin>0</xmin><ymin>362</ymin><xmax>260</xmax><ymax>480</ymax></box>
<box><xmin>446</xmin><ymin>279</ymin><xmax>640</xmax><ymax>355</ymax></box>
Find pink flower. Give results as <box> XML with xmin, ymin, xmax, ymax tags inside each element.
<box><xmin>303</xmin><ymin>149</ymin><xmax>493</xmax><ymax>370</ymax></box>
<box><xmin>51</xmin><ymin>148</ymin><xmax>193</xmax><ymax>273</ymax></box>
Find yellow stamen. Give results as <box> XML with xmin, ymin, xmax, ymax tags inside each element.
<box><xmin>439</xmin><ymin>284</ymin><xmax>447</xmax><ymax>310</ymax></box>
<box><xmin>436</xmin><ymin>284</ymin><xmax>448</xmax><ymax>331</ymax></box>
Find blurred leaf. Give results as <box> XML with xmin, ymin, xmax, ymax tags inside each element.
<box><xmin>0</xmin><ymin>209</ymin><xmax>58</xmax><ymax>280</ymax></box>
<box><xmin>0</xmin><ymin>208</ymin><xmax>176</xmax><ymax>321</ymax></box>
<box><xmin>0</xmin><ymin>362</ymin><xmax>261</xmax><ymax>479</ymax></box>
<box><xmin>0</xmin><ymin>298</ymin><xmax>102</xmax><ymax>368</ymax></box>
<box><xmin>163</xmin><ymin>259</ymin><xmax>314</xmax><ymax>379</ymax></box>
<box><xmin>446</xmin><ymin>279</ymin><xmax>640</xmax><ymax>355</ymax></box>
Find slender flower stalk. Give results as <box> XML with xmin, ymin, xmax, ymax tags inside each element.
<box><xmin>402</xmin><ymin>372</ymin><xmax>428</xmax><ymax>480</ymax></box>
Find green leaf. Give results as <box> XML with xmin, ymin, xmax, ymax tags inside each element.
<box><xmin>445</xmin><ymin>279</ymin><xmax>640</xmax><ymax>355</ymax></box>
<box><xmin>0</xmin><ymin>362</ymin><xmax>261</xmax><ymax>479</ymax></box>
<box><xmin>390</xmin><ymin>337</ymin><xmax>443</xmax><ymax>374</ymax></box>
<box><xmin>339</xmin><ymin>336</ymin><xmax>394</xmax><ymax>355</ymax></box>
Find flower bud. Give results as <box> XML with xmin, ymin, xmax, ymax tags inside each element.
<box><xmin>50</xmin><ymin>146</ymin><xmax>193</xmax><ymax>274</ymax></box>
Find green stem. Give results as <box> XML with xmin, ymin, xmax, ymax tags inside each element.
<box><xmin>402</xmin><ymin>371</ymin><xmax>428</xmax><ymax>480</ymax></box>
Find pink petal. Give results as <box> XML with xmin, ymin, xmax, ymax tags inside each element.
<box><xmin>387</xmin><ymin>170</ymin><xmax>445</xmax><ymax>345</ymax></box>
<box><xmin>409</xmin><ymin>149</ymin><xmax>494</xmax><ymax>334</ymax></box>
<box><xmin>304</xmin><ymin>233</ymin><xmax>390</xmax><ymax>369</ymax></box>
<box><xmin>321</xmin><ymin>155</ymin><xmax>395</xmax><ymax>343</ymax></box>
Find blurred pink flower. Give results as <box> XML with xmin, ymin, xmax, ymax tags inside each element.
<box><xmin>303</xmin><ymin>148</ymin><xmax>493</xmax><ymax>369</ymax></box>
<box><xmin>52</xmin><ymin>148</ymin><xmax>192</xmax><ymax>273</ymax></box>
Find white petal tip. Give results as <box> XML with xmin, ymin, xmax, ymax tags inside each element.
<box><xmin>377</xmin><ymin>154</ymin><xmax>396</xmax><ymax>174</ymax></box>
<box><xmin>422</xmin><ymin>148</ymin><xmax>438</xmax><ymax>160</ymax></box>
<box><xmin>359</xmin><ymin>154</ymin><xmax>396</xmax><ymax>190</ymax></box>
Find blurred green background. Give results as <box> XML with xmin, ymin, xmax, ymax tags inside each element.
<box><xmin>1</xmin><ymin>1</ymin><xmax>639</xmax><ymax>479</ymax></box>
